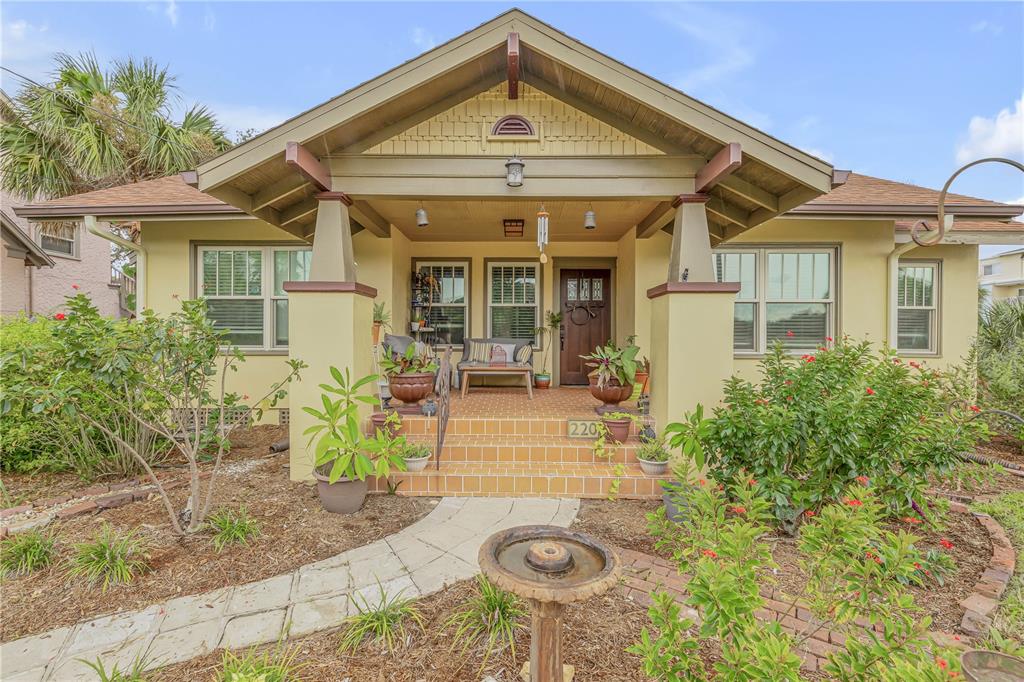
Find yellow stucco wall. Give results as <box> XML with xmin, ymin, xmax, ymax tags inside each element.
<box><xmin>364</xmin><ymin>82</ymin><xmax>662</xmax><ymax>157</ymax></box>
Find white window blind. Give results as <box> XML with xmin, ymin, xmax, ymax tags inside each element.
<box><xmin>38</xmin><ymin>222</ymin><xmax>78</xmax><ymax>257</ymax></box>
<box><xmin>417</xmin><ymin>262</ymin><xmax>468</xmax><ymax>346</ymax></box>
<box><xmin>198</xmin><ymin>246</ymin><xmax>310</xmax><ymax>349</ymax></box>
<box><xmin>897</xmin><ymin>262</ymin><xmax>939</xmax><ymax>353</ymax></box>
<box><xmin>488</xmin><ymin>262</ymin><xmax>539</xmax><ymax>341</ymax></box>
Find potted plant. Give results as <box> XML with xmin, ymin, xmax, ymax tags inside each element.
<box><xmin>303</xmin><ymin>367</ymin><xmax>407</xmax><ymax>514</ymax></box>
<box><xmin>401</xmin><ymin>441</ymin><xmax>432</xmax><ymax>472</ymax></box>
<box><xmin>369</xmin><ymin>409</ymin><xmax>400</xmax><ymax>438</ymax></box>
<box><xmin>636</xmin><ymin>438</ymin><xmax>670</xmax><ymax>476</ymax></box>
<box><xmin>581</xmin><ymin>340</ymin><xmax>639</xmax><ymax>413</ymax></box>
<box><xmin>661</xmin><ymin>406</ymin><xmax>714</xmax><ymax>521</ymax></box>
<box><xmin>372</xmin><ymin>302</ymin><xmax>391</xmax><ymax>345</ymax></box>
<box><xmin>601</xmin><ymin>410</ymin><xmax>635</xmax><ymax>444</ymax></box>
<box><xmin>634</xmin><ymin>356</ymin><xmax>651</xmax><ymax>393</ymax></box>
<box><xmin>380</xmin><ymin>344</ymin><xmax>439</xmax><ymax>410</ymax></box>
<box><xmin>533</xmin><ymin>310</ymin><xmax>563</xmax><ymax>389</ymax></box>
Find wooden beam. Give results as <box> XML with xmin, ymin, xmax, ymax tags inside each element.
<box><xmin>717</xmin><ymin>176</ymin><xmax>778</xmax><ymax>212</ymax></box>
<box><xmin>350</xmin><ymin>200</ymin><xmax>390</xmax><ymax>237</ymax></box>
<box><xmin>695</xmin><ymin>143</ymin><xmax>742</xmax><ymax>193</ymax></box>
<box><xmin>253</xmin><ymin>175</ymin><xmax>309</xmax><ymax>211</ymax></box>
<box><xmin>280</xmin><ymin>198</ymin><xmax>318</xmax><ymax>226</ymax></box>
<box><xmin>507</xmin><ymin>32</ymin><xmax>520</xmax><ymax>99</ymax></box>
<box><xmin>748</xmin><ymin>186</ymin><xmax>821</xmax><ymax>228</ymax></box>
<box><xmin>705</xmin><ymin>195</ymin><xmax>750</xmax><ymax>229</ymax></box>
<box><xmin>636</xmin><ymin>200</ymin><xmax>676</xmax><ymax>238</ymax></box>
<box><xmin>285</xmin><ymin>141</ymin><xmax>330</xmax><ymax>192</ymax></box>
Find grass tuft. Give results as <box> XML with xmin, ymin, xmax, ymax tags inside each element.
<box><xmin>207</xmin><ymin>506</ymin><xmax>261</xmax><ymax>552</ymax></box>
<box><xmin>68</xmin><ymin>524</ymin><xmax>150</xmax><ymax>591</ymax></box>
<box><xmin>338</xmin><ymin>581</ymin><xmax>424</xmax><ymax>655</ymax></box>
<box><xmin>81</xmin><ymin>654</ymin><xmax>149</xmax><ymax>681</ymax></box>
<box><xmin>217</xmin><ymin>644</ymin><xmax>304</xmax><ymax>682</ymax></box>
<box><xmin>0</xmin><ymin>530</ymin><xmax>57</xmax><ymax>577</ymax></box>
<box><xmin>444</xmin><ymin>574</ymin><xmax>528</xmax><ymax>668</ymax></box>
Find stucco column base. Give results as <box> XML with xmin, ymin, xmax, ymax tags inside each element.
<box><xmin>646</xmin><ymin>281</ymin><xmax>740</xmax><ymax>438</ymax></box>
<box><xmin>284</xmin><ymin>281</ymin><xmax>377</xmax><ymax>481</ymax></box>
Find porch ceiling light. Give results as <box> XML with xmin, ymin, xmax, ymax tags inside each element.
<box><xmin>416</xmin><ymin>203</ymin><xmax>429</xmax><ymax>228</ymax></box>
<box><xmin>505</xmin><ymin>155</ymin><xmax>524</xmax><ymax>187</ymax></box>
<box><xmin>584</xmin><ymin>206</ymin><xmax>597</xmax><ymax>230</ymax></box>
<box><xmin>503</xmin><ymin>218</ymin><xmax>525</xmax><ymax>238</ymax></box>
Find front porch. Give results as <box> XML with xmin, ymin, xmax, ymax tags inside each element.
<box><xmin>367</xmin><ymin>387</ymin><xmax>669</xmax><ymax>499</ymax></box>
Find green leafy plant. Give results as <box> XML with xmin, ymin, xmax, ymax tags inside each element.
<box><xmin>379</xmin><ymin>344</ymin><xmax>438</xmax><ymax>376</ymax></box>
<box><xmin>400</xmin><ymin>441</ymin><xmax>432</xmax><ymax>460</ymax></box>
<box><xmin>580</xmin><ymin>339</ymin><xmax>639</xmax><ymax>389</ymax></box>
<box><xmin>592</xmin><ymin>421</ymin><xmax>616</xmax><ymax>461</ymax></box>
<box><xmin>68</xmin><ymin>524</ymin><xmax>150</xmax><ymax>591</ymax></box>
<box><xmin>534</xmin><ymin>310</ymin><xmax>563</xmax><ymax>375</ymax></box>
<box><xmin>663</xmin><ymin>404</ymin><xmax>713</xmax><ymax>470</ymax></box>
<box><xmin>372</xmin><ymin>302</ymin><xmax>391</xmax><ymax>328</ymax></box>
<box><xmin>217</xmin><ymin>643</ymin><xmax>305</xmax><ymax>682</ymax></box>
<box><xmin>303</xmin><ymin>367</ymin><xmax>408</xmax><ymax>484</ymax></box>
<box><xmin>81</xmin><ymin>654</ymin><xmax>150</xmax><ymax>681</ymax></box>
<box><xmin>444</xmin><ymin>575</ymin><xmax>528</xmax><ymax>669</ymax></box>
<box><xmin>0</xmin><ymin>530</ymin><xmax>57</xmax><ymax>576</ymax></box>
<box><xmin>207</xmin><ymin>506</ymin><xmax>261</xmax><ymax>552</ymax></box>
<box><xmin>933</xmin><ymin>461</ymin><xmax>1006</xmax><ymax>493</ymax></box>
<box><xmin>637</xmin><ymin>439</ymin><xmax>671</xmax><ymax>463</ymax></box>
<box><xmin>339</xmin><ymin>582</ymin><xmax>424</xmax><ymax>655</ymax></box>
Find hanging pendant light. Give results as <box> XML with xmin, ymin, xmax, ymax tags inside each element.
<box><xmin>537</xmin><ymin>204</ymin><xmax>549</xmax><ymax>263</ymax></box>
<box><xmin>415</xmin><ymin>202</ymin><xmax>429</xmax><ymax>228</ymax></box>
<box><xmin>505</xmin><ymin>155</ymin><xmax>525</xmax><ymax>187</ymax></box>
<box><xmin>584</xmin><ymin>204</ymin><xmax>597</xmax><ymax>230</ymax></box>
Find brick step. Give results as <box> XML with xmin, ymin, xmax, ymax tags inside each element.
<box><xmin>398</xmin><ymin>414</ymin><xmax>647</xmax><ymax>438</ymax></box>
<box><xmin>367</xmin><ymin>462</ymin><xmax>670</xmax><ymax>499</ymax></box>
<box><xmin>406</xmin><ymin>435</ymin><xmax>645</xmax><ymax>464</ymax></box>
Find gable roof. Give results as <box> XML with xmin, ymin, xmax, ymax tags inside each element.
<box><xmin>1</xmin><ymin>210</ymin><xmax>54</xmax><ymax>267</ymax></box>
<box><xmin>12</xmin><ymin>176</ymin><xmax>241</xmax><ymax>218</ymax></box>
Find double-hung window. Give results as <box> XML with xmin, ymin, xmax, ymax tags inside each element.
<box><xmin>197</xmin><ymin>245</ymin><xmax>310</xmax><ymax>350</ymax></box>
<box><xmin>896</xmin><ymin>261</ymin><xmax>940</xmax><ymax>354</ymax></box>
<box><xmin>488</xmin><ymin>262</ymin><xmax>539</xmax><ymax>342</ymax></box>
<box><xmin>38</xmin><ymin>222</ymin><xmax>79</xmax><ymax>257</ymax></box>
<box><xmin>715</xmin><ymin>247</ymin><xmax>836</xmax><ymax>353</ymax></box>
<box><xmin>416</xmin><ymin>261</ymin><xmax>468</xmax><ymax>346</ymax></box>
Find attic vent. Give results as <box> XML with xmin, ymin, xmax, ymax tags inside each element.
<box><xmin>492</xmin><ymin>115</ymin><xmax>534</xmax><ymax>136</ymax></box>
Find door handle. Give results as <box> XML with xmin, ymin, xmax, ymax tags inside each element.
<box><xmin>560</xmin><ymin>333</ymin><xmax>565</xmax><ymax>351</ymax></box>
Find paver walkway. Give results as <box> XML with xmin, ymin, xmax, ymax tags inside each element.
<box><xmin>1</xmin><ymin>497</ymin><xmax>579</xmax><ymax>682</ymax></box>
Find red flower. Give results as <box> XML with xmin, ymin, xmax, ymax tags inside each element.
<box><xmin>786</xmin><ymin>330</ymin><xmax>795</xmax><ymax>337</ymax></box>
<box><xmin>698</xmin><ymin>478</ymin><xmax>707</xmax><ymax>486</ymax></box>
<box><xmin>893</xmin><ymin>358</ymin><xmax>902</xmax><ymax>364</ymax></box>
<box><xmin>53</xmin><ymin>313</ymin><xmax>66</xmax><ymax>321</ymax></box>
<box><xmin>826</xmin><ymin>336</ymin><xmax>833</xmax><ymax>342</ymax></box>
<box><xmin>865</xmin><ymin>387</ymin><xmax>875</xmax><ymax>395</ymax></box>
<box><xmin>865</xmin><ymin>550</ymin><xmax>882</xmax><ymax>564</ymax></box>
<box><xmin>242</xmin><ymin>394</ymin><xmax>250</xmax><ymax>400</ymax></box>
<box><xmin>913</xmin><ymin>562</ymin><xmax>922</xmax><ymax>569</ymax></box>
<box><xmin>731</xmin><ymin>506</ymin><xmax>747</xmax><ymax>515</ymax></box>
<box><xmin>844</xmin><ymin>498</ymin><xmax>863</xmax><ymax>507</ymax></box>
<box><xmin>856</xmin><ymin>475</ymin><xmax>870</xmax><ymax>485</ymax></box>
<box><xmin>748</xmin><ymin>478</ymin><xmax>757</xmax><ymax>486</ymax></box>
<box><xmin>804</xmin><ymin>355</ymin><xmax>816</xmax><ymax>363</ymax></box>
<box><xmin>969</xmin><ymin>405</ymin><xmax>981</xmax><ymax>413</ymax></box>
<box><xmin>936</xmin><ymin>657</ymin><xmax>948</xmax><ymax>670</ymax></box>
<box><xmin>755</xmin><ymin>398</ymin><xmax>769</xmax><ymax>405</ymax></box>
<box><xmin>702</xmin><ymin>549</ymin><xmax>718</xmax><ymax>558</ymax></box>
<box><xmin>909</xmin><ymin>361</ymin><xmax>920</xmax><ymax>369</ymax></box>
<box><xmin>804</xmin><ymin>510</ymin><xmax>816</xmax><ymax>517</ymax></box>
<box><xmin>939</xmin><ymin>539</ymin><xmax>954</xmax><ymax>550</ymax></box>
<box><xmin>71</xmin><ymin>284</ymin><xmax>79</xmax><ymax>290</ymax></box>
<box><xmin>901</xmin><ymin>517</ymin><xmax>922</xmax><ymax>525</ymax></box>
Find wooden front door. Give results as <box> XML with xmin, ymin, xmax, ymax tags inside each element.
<box><xmin>559</xmin><ymin>269</ymin><xmax>612</xmax><ymax>385</ymax></box>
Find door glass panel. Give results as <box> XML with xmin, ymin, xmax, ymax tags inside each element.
<box><xmin>580</xmin><ymin>278</ymin><xmax>590</xmax><ymax>301</ymax></box>
<box><xmin>567</xmin><ymin>279</ymin><xmax>578</xmax><ymax>301</ymax></box>
<box><xmin>592</xmin><ymin>278</ymin><xmax>603</xmax><ymax>301</ymax></box>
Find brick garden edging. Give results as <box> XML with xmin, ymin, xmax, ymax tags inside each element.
<box><xmin>614</xmin><ymin>501</ymin><xmax>1018</xmax><ymax>673</ymax></box>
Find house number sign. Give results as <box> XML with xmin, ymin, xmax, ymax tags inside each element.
<box><xmin>566</xmin><ymin>419</ymin><xmax>601</xmax><ymax>439</ymax></box>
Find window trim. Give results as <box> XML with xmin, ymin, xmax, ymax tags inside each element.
<box><xmin>37</xmin><ymin>221</ymin><xmax>80</xmax><ymax>259</ymax></box>
<box><xmin>895</xmin><ymin>259</ymin><xmax>941</xmax><ymax>357</ymax></box>
<box><xmin>714</xmin><ymin>245</ymin><xmax>838</xmax><ymax>356</ymax></box>
<box><xmin>195</xmin><ymin>244</ymin><xmax>311</xmax><ymax>351</ymax></box>
<box><xmin>485</xmin><ymin>259</ymin><xmax>542</xmax><ymax>345</ymax></box>
<box><xmin>413</xmin><ymin>258</ymin><xmax>471</xmax><ymax>348</ymax></box>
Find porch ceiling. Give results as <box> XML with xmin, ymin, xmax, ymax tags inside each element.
<box><xmin>194</xmin><ymin>9</ymin><xmax>834</xmax><ymax>242</ymax></box>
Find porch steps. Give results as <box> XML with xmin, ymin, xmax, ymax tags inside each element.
<box><xmin>406</xmin><ymin>435</ymin><xmax>644</xmax><ymax>464</ymax></box>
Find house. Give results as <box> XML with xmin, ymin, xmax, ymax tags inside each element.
<box><xmin>980</xmin><ymin>248</ymin><xmax>1024</xmax><ymax>301</ymax></box>
<box><xmin>15</xmin><ymin>10</ymin><xmax>1024</xmax><ymax>497</ymax></box>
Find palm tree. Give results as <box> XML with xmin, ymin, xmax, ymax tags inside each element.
<box><xmin>0</xmin><ymin>53</ymin><xmax>230</xmax><ymax>201</ymax></box>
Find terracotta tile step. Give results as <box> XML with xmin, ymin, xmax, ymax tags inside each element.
<box><xmin>368</xmin><ymin>462</ymin><xmax>670</xmax><ymax>499</ymax></box>
<box><xmin>398</xmin><ymin>415</ymin><xmax>646</xmax><ymax>437</ymax></box>
<box><xmin>407</xmin><ymin>435</ymin><xmax>644</xmax><ymax>464</ymax></box>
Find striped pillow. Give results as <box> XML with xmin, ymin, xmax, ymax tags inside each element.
<box><xmin>514</xmin><ymin>344</ymin><xmax>533</xmax><ymax>364</ymax></box>
<box><xmin>467</xmin><ymin>340</ymin><xmax>491</xmax><ymax>363</ymax></box>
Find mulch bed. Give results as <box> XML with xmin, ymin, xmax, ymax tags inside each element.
<box><xmin>1</xmin><ymin>426</ymin><xmax>435</xmax><ymax>642</ymax></box>
<box><xmin>572</xmin><ymin>497</ymin><xmax>993</xmax><ymax>635</ymax></box>
<box><xmin>976</xmin><ymin>433</ymin><xmax>1024</xmax><ymax>468</ymax></box>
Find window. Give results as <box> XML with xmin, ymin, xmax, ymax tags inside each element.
<box><xmin>488</xmin><ymin>262</ymin><xmax>539</xmax><ymax>341</ymax></box>
<box><xmin>416</xmin><ymin>261</ymin><xmax>468</xmax><ymax>346</ymax></box>
<box><xmin>38</xmin><ymin>221</ymin><xmax>78</xmax><ymax>257</ymax></box>
<box><xmin>715</xmin><ymin>247</ymin><xmax>835</xmax><ymax>353</ymax></box>
<box><xmin>197</xmin><ymin>245</ymin><xmax>310</xmax><ymax>349</ymax></box>
<box><xmin>982</xmin><ymin>263</ymin><xmax>996</xmax><ymax>276</ymax></box>
<box><xmin>897</xmin><ymin>262</ymin><xmax>939</xmax><ymax>354</ymax></box>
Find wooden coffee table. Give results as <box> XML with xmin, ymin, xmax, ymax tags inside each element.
<box><xmin>460</xmin><ymin>365</ymin><xmax>534</xmax><ymax>399</ymax></box>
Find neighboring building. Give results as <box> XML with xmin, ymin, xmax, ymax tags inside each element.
<box><xmin>979</xmin><ymin>248</ymin><xmax>1024</xmax><ymax>301</ymax></box>
<box><xmin>16</xmin><ymin>10</ymin><xmax>1024</xmax><ymax>492</ymax></box>
<box><xmin>1</xmin><ymin>206</ymin><xmax>54</xmax><ymax>316</ymax></box>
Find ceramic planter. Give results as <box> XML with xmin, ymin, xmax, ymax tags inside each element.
<box><xmin>403</xmin><ymin>454</ymin><xmax>431</xmax><ymax>472</ymax></box>
<box><xmin>601</xmin><ymin>416</ymin><xmax>631</xmax><ymax>443</ymax></box>
<box><xmin>588</xmin><ymin>375</ymin><xmax>634</xmax><ymax>414</ymax></box>
<box><xmin>313</xmin><ymin>469</ymin><xmax>368</xmax><ymax>514</ymax></box>
<box><xmin>634</xmin><ymin>370</ymin><xmax>650</xmax><ymax>393</ymax></box>
<box><xmin>369</xmin><ymin>411</ymin><xmax>399</xmax><ymax>437</ymax></box>
<box><xmin>637</xmin><ymin>457</ymin><xmax>668</xmax><ymax>476</ymax></box>
<box><xmin>534</xmin><ymin>373</ymin><xmax>552</xmax><ymax>389</ymax></box>
<box><xmin>388</xmin><ymin>372</ymin><xmax>434</xmax><ymax>408</ymax></box>
<box><xmin>372</xmin><ymin>321</ymin><xmax>383</xmax><ymax>345</ymax></box>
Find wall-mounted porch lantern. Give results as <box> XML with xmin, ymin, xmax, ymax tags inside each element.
<box><xmin>415</xmin><ymin>203</ymin><xmax>429</xmax><ymax>228</ymax></box>
<box><xmin>583</xmin><ymin>206</ymin><xmax>597</xmax><ymax>230</ymax></box>
<box><xmin>505</xmin><ymin>155</ymin><xmax>525</xmax><ymax>187</ymax></box>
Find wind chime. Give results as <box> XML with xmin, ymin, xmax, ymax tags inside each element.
<box><xmin>536</xmin><ymin>204</ymin><xmax>550</xmax><ymax>263</ymax></box>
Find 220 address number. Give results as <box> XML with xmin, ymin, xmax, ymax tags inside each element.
<box><xmin>566</xmin><ymin>419</ymin><xmax>601</xmax><ymax>439</ymax></box>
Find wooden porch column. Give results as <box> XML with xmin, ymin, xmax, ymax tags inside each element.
<box><xmin>310</xmin><ymin>192</ymin><xmax>357</xmax><ymax>282</ymax></box>
<box><xmin>667</xmin><ymin>194</ymin><xmax>715</xmax><ymax>282</ymax></box>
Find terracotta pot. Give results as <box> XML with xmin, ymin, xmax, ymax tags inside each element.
<box><xmin>634</xmin><ymin>370</ymin><xmax>650</xmax><ymax>393</ymax></box>
<box><xmin>601</xmin><ymin>416</ymin><xmax>632</xmax><ymax>443</ymax></box>
<box><xmin>403</xmin><ymin>454</ymin><xmax>431</xmax><ymax>472</ymax></box>
<box><xmin>534</xmin><ymin>374</ymin><xmax>552</xmax><ymax>389</ymax></box>
<box><xmin>369</xmin><ymin>411</ymin><xmax>399</xmax><ymax>437</ymax></box>
<box><xmin>313</xmin><ymin>469</ymin><xmax>368</xmax><ymax>514</ymax></box>
<box><xmin>588</xmin><ymin>375</ymin><xmax>634</xmax><ymax>414</ymax></box>
<box><xmin>372</xmin><ymin>322</ymin><xmax>382</xmax><ymax>345</ymax></box>
<box><xmin>388</xmin><ymin>372</ymin><xmax>434</xmax><ymax>405</ymax></box>
<box><xmin>637</xmin><ymin>457</ymin><xmax>668</xmax><ymax>476</ymax></box>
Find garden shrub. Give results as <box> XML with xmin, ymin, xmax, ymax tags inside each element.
<box><xmin>0</xmin><ymin>530</ymin><xmax>57</xmax><ymax>576</ymax></box>
<box><xmin>976</xmin><ymin>299</ymin><xmax>1024</xmax><ymax>434</ymax></box>
<box><xmin>444</xmin><ymin>574</ymin><xmax>528</xmax><ymax>668</ymax></box>
<box><xmin>339</xmin><ymin>582</ymin><xmax>423</xmax><ymax>654</ymax></box>
<box><xmin>217</xmin><ymin>644</ymin><xmax>304</xmax><ymax>682</ymax></box>
<box><xmin>207</xmin><ymin>506</ymin><xmax>261</xmax><ymax>551</ymax></box>
<box><xmin>68</xmin><ymin>524</ymin><xmax>150</xmax><ymax>591</ymax></box>
<box><xmin>686</xmin><ymin>338</ymin><xmax>979</xmax><ymax>526</ymax></box>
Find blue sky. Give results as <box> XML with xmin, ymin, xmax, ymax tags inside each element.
<box><xmin>3</xmin><ymin>1</ymin><xmax>1022</xmax><ymax>255</ymax></box>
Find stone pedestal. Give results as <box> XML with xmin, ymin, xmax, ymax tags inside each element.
<box><xmin>646</xmin><ymin>281</ymin><xmax>740</xmax><ymax>435</ymax></box>
<box><xmin>283</xmin><ymin>281</ymin><xmax>376</xmax><ymax>481</ymax></box>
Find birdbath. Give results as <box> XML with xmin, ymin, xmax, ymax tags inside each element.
<box><xmin>961</xmin><ymin>649</ymin><xmax>1024</xmax><ymax>681</ymax></box>
<box><xmin>478</xmin><ymin>525</ymin><xmax>621</xmax><ymax>682</ymax></box>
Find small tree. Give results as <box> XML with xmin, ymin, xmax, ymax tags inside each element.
<box><xmin>40</xmin><ymin>295</ymin><xmax>303</xmax><ymax>535</ymax></box>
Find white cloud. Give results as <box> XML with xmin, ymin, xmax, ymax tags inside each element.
<box><xmin>1009</xmin><ymin>195</ymin><xmax>1024</xmax><ymax>223</ymax></box>
<box><xmin>801</xmin><ymin>147</ymin><xmax>835</xmax><ymax>163</ymax></box>
<box><xmin>658</xmin><ymin>5</ymin><xmax>757</xmax><ymax>92</ymax></box>
<box><xmin>145</xmin><ymin>0</ymin><xmax>178</xmax><ymax>28</ymax></box>
<box><xmin>203</xmin><ymin>6</ymin><xmax>216</xmax><ymax>32</ymax></box>
<box><xmin>956</xmin><ymin>94</ymin><xmax>1024</xmax><ymax>163</ymax></box>
<box><xmin>410</xmin><ymin>27</ymin><xmax>436</xmax><ymax>51</ymax></box>
<box><xmin>970</xmin><ymin>20</ymin><xmax>1003</xmax><ymax>36</ymax></box>
<box><xmin>210</xmin><ymin>102</ymin><xmax>292</xmax><ymax>139</ymax></box>
<box><xmin>0</xmin><ymin>19</ymin><xmax>63</xmax><ymax>90</ymax></box>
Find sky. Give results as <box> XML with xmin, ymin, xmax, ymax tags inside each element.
<box><xmin>2</xmin><ymin>1</ymin><xmax>1022</xmax><ymax>256</ymax></box>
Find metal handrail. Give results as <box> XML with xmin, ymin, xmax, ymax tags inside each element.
<box><xmin>435</xmin><ymin>347</ymin><xmax>452</xmax><ymax>470</ymax></box>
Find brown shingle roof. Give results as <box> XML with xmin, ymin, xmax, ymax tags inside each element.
<box><xmin>895</xmin><ymin>219</ymin><xmax>1024</xmax><ymax>234</ymax></box>
<box><xmin>799</xmin><ymin>173</ymin><xmax>1021</xmax><ymax>214</ymax></box>
<box><xmin>13</xmin><ymin>176</ymin><xmax>238</xmax><ymax>218</ymax></box>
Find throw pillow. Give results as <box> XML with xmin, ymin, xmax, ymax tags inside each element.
<box><xmin>514</xmin><ymin>344</ymin><xmax>533</xmax><ymax>364</ymax></box>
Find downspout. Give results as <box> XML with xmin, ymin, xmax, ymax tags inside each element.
<box><xmin>886</xmin><ymin>240</ymin><xmax>917</xmax><ymax>348</ymax></box>
<box><xmin>84</xmin><ymin>215</ymin><xmax>146</xmax><ymax>317</ymax></box>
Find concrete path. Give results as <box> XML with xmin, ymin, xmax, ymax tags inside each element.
<box><xmin>1</xmin><ymin>497</ymin><xmax>579</xmax><ymax>681</ymax></box>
